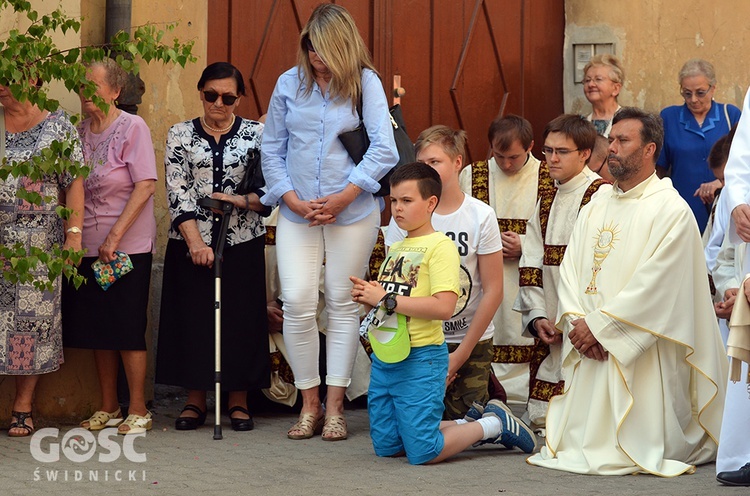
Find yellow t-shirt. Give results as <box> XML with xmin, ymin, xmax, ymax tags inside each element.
<box><xmin>378</xmin><ymin>231</ymin><xmax>460</xmax><ymax>347</ymax></box>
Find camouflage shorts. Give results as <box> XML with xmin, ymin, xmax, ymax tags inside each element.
<box><xmin>443</xmin><ymin>338</ymin><xmax>493</xmax><ymax>420</ymax></box>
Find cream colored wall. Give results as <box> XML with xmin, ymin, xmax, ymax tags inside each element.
<box><xmin>565</xmin><ymin>0</ymin><xmax>750</xmax><ymax>115</ymax></box>
<box><xmin>131</xmin><ymin>0</ymin><xmax>207</xmax><ymax>257</ymax></box>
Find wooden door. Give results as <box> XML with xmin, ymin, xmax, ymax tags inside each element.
<box><xmin>208</xmin><ymin>0</ymin><xmax>564</xmax><ymax>162</ymax></box>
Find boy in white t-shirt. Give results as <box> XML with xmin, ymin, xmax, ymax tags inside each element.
<box><xmin>385</xmin><ymin>126</ymin><xmax>510</xmax><ymax>422</ymax></box>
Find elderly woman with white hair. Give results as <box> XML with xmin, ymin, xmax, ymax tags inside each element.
<box><xmin>62</xmin><ymin>58</ymin><xmax>157</xmax><ymax>435</ymax></box>
<box><xmin>657</xmin><ymin>58</ymin><xmax>741</xmax><ymax>232</ymax></box>
<box><xmin>582</xmin><ymin>54</ymin><xmax>624</xmax><ymax>137</ymax></box>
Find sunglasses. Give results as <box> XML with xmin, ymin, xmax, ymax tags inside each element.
<box><xmin>680</xmin><ymin>86</ymin><xmax>712</xmax><ymax>100</ymax></box>
<box><xmin>303</xmin><ymin>36</ymin><xmax>316</xmax><ymax>53</ymax></box>
<box><xmin>203</xmin><ymin>90</ymin><xmax>238</xmax><ymax>106</ymax></box>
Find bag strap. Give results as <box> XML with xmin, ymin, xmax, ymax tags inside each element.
<box><xmin>0</xmin><ymin>106</ymin><xmax>5</xmax><ymax>161</ymax></box>
<box><xmin>724</xmin><ymin>103</ymin><xmax>731</xmax><ymax>132</ymax></box>
<box><xmin>355</xmin><ymin>74</ymin><xmax>364</xmax><ymax>125</ymax></box>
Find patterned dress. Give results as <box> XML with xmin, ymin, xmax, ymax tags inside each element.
<box><xmin>0</xmin><ymin>110</ymin><xmax>81</xmax><ymax>375</ymax></box>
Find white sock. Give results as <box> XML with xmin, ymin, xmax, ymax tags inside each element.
<box><xmin>477</xmin><ymin>416</ymin><xmax>502</xmax><ymax>440</ymax></box>
<box><xmin>454</xmin><ymin>418</ymin><xmax>468</xmax><ymax>425</ymax></box>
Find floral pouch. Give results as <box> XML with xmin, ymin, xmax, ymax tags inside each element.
<box><xmin>91</xmin><ymin>251</ymin><xmax>133</xmax><ymax>291</ymax></box>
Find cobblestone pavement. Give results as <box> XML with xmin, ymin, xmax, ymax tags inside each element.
<box><xmin>1</xmin><ymin>386</ymin><xmax>746</xmax><ymax>496</ymax></box>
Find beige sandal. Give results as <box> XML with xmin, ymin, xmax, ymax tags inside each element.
<box><xmin>117</xmin><ymin>411</ymin><xmax>153</xmax><ymax>435</ymax></box>
<box><xmin>322</xmin><ymin>415</ymin><xmax>347</xmax><ymax>441</ymax></box>
<box><xmin>81</xmin><ymin>408</ymin><xmax>123</xmax><ymax>431</ymax></box>
<box><xmin>287</xmin><ymin>413</ymin><xmax>324</xmax><ymax>440</ymax></box>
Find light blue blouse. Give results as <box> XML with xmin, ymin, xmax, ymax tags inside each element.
<box><xmin>261</xmin><ymin>67</ymin><xmax>398</xmax><ymax>225</ymax></box>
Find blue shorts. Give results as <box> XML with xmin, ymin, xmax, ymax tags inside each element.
<box><xmin>368</xmin><ymin>343</ymin><xmax>448</xmax><ymax>465</ymax></box>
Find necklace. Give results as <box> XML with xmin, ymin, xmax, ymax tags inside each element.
<box><xmin>201</xmin><ymin>114</ymin><xmax>235</xmax><ymax>133</ymax></box>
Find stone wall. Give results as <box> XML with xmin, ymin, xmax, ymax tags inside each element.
<box><xmin>564</xmin><ymin>0</ymin><xmax>750</xmax><ymax>115</ymax></box>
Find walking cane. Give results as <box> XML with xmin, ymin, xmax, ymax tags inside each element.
<box><xmin>197</xmin><ymin>197</ymin><xmax>234</xmax><ymax>440</ymax></box>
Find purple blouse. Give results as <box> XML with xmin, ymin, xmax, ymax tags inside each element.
<box><xmin>78</xmin><ymin>112</ymin><xmax>157</xmax><ymax>255</ymax></box>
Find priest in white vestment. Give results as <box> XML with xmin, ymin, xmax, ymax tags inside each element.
<box><xmin>528</xmin><ymin>107</ymin><xmax>727</xmax><ymax>476</ymax></box>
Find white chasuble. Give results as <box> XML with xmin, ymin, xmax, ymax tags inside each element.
<box><xmin>528</xmin><ymin>174</ymin><xmax>727</xmax><ymax>476</ymax></box>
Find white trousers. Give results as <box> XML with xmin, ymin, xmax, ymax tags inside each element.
<box><xmin>276</xmin><ymin>207</ymin><xmax>379</xmax><ymax>389</ymax></box>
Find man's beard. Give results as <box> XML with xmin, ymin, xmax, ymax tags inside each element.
<box><xmin>608</xmin><ymin>153</ymin><xmax>641</xmax><ymax>182</ymax></box>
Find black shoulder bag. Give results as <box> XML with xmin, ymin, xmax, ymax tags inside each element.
<box><xmin>338</xmin><ymin>85</ymin><xmax>415</xmax><ymax>197</ymax></box>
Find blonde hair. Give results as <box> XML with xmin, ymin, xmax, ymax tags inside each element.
<box><xmin>583</xmin><ymin>54</ymin><xmax>624</xmax><ymax>84</ymax></box>
<box><xmin>297</xmin><ymin>4</ymin><xmax>377</xmax><ymax>104</ymax></box>
<box><xmin>415</xmin><ymin>125</ymin><xmax>467</xmax><ymax>166</ymax></box>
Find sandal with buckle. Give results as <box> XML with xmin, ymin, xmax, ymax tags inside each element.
<box><xmin>9</xmin><ymin>411</ymin><xmax>35</xmax><ymax>438</ymax></box>
<box><xmin>118</xmin><ymin>411</ymin><xmax>153</xmax><ymax>435</ymax></box>
<box><xmin>287</xmin><ymin>412</ymin><xmax>323</xmax><ymax>440</ymax></box>
<box><xmin>80</xmin><ymin>408</ymin><xmax>123</xmax><ymax>431</ymax></box>
<box><xmin>175</xmin><ymin>404</ymin><xmax>207</xmax><ymax>431</ymax></box>
<box><xmin>322</xmin><ymin>414</ymin><xmax>347</xmax><ymax>441</ymax></box>
<box><xmin>227</xmin><ymin>406</ymin><xmax>254</xmax><ymax>432</ymax></box>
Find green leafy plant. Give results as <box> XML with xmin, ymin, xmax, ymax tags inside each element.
<box><xmin>0</xmin><ymin>0</ymin><xmax>195</xmax><ymax>291</ymax></box>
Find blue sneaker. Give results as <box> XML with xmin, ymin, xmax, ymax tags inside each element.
<box><xmin>482</xmin><ymin>400</ymin><xmax>537</xmax><ymax>454</ymax></box>
<box><xmin>463</xmin><ymin>401</ymin><xmax>484</xmax><ymax>422</ymax></box>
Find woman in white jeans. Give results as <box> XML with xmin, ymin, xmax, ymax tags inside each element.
<box><xmin>261</xmin><ymin>4</ymin><xmax>398</xmax><ymax>441</ymax></box>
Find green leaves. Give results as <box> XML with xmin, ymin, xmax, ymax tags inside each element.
<box><xmin>0</xmin><ymin>0</ymin><xmax>194</xmax><ymax>292</ymax></box>
<box><xmin>0</xmin><ymin>243</ymin><xmax>85</xmax><ymax>292</ymax></box>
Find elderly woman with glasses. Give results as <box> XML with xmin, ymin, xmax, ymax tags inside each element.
<box><xmin>582</xmin><ymin>54</ymin><xmax>624</xmax><ymax>137</ymax></box>
<box><xmin>657</xmin><ymin>58</ymin><xmax>741</xmax><ymax>232</ymax></box>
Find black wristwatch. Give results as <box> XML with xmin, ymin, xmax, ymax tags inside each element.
<box><xmin>382</xmin><ymin>292</ymin><xmax>398</xmax><ymax>314</ymax></box>
<box><xmin>528</xmin><ymin>317</ymin><xmax>542</xmax><ymax>338</ymax></box>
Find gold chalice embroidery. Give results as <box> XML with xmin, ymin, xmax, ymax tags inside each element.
<box><xmin>586</xmin><ymin>223</ymin><xmax>619</xmax><ymax>294</ymax></box>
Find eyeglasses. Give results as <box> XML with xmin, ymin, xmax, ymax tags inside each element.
<box><xmin>303</xmin><ymin>36</ymin><xmax>316</xmax><ymax>53</ymax></box>
<box><xmin>541</xmin><ymin>147</ymin><xmax>579</xmax><ymax>157</ymax></box>
<box><xmin>203</xmin><ymin>90</ymin><xmax>238</xmax><ymax>106</ymax></box>
<box><xmin>680</xmin><ymin>86</ymin><xmax>712</xmax><ymax>100</ymax></box>
<box><xmin>583</xmin><ymin>76</ymin><xmax>611</xmax><ymax>85</ymax></box>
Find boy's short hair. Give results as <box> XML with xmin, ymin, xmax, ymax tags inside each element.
<box><xmin>487</xmin><ymin>114</ymin><xmax>533</xmax><ymax>151</ymax></box>
<box><xmin>415</xmin><ymin>125</ymin><xmax>467</xmax><ymax>164</ymax></box>
<box><xmin>389</xmin><ymin>162</ymin><xmax>442</xmax><ymax>202</ymax></box>
<box><xmin>543</xmin><ymin>114</ymin><xmax>597</xmax><ymax>156</ymax></box>
<box><xmin>708</xmin><ymin>125</ymin><xmax>737</xmax><ymax>170</ymax></box>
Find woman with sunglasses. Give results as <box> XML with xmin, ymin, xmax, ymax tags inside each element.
<box><xmin>261</xmin><ymin>4</ymin><xmax>398</xmax><ymax>441</ymax></box>
<box><xmin>156</xmin><ymin>62</ymin><xmax>270</xmax><ymax>432</ymax></box>
<box><xmin>657</xmin><ymin>58</ymin><xmax>741</xmax><ymax>233</ymax></box>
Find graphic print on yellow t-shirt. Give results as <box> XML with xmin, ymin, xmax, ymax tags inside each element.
<box><xmin>379</xmin><ymin>247</ymin><xmax>426</xmax><ymax>296</ymax></box>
